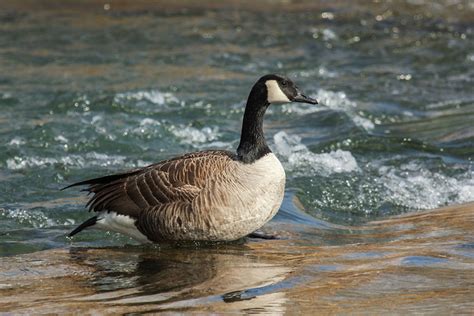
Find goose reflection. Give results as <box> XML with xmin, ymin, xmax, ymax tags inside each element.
<box><xmin>68</xmin><ymin>244</ymin><xmax>292</xmax><ymax>314</ymax></box>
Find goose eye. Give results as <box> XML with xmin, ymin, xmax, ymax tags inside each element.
<box><xmin>281</xmin><ymin>81</ymin><xmax>288</xmax><ymax>86</ymax></box>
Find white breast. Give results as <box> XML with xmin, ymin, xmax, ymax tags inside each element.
<box><xmin>201</xmin><ymin>153</ymin><xmax>286</xmax><ymax>240</ymax></box>
<box><xmin>237</xmin><ymin>153</ymin><xmax>286</xmax><ymax>196</ymax></box>
<box><xmin>236</xmin><ymin>153</ymin><xmax>286</xmax><ymax>231</ymax></box>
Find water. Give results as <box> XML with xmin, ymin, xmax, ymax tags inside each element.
<box><xmin>0</xmin><ymin>0</ymin><xmax>473</xmax><ymax>313</ymax></box>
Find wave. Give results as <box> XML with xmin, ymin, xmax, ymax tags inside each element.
<box><xmin>377</xmin><ymin>161</ymin><xmax>474</xmax><ymax>210</ymax></box>
<box><xmin>5</xmin><ymin>152</ymin><xmax>149</xmax><ymax>170</ymax></box>
<box><xmin>114</xmin><ymin>90</ymin><xmax>179</xmax><ymax>106</ymax></box>
<box><xmin>282</xmin><ymin>89</ymin><xmax>375</xmax><ymax>131</ymax></box>
<box><xmin>273</xmin><ymin>131</ymin><xmax>359</xmax><ymax>176</ymax></box>
<box><xmin>0</xmin><ymin>207</ymin><xmax>75</xmax><ymax>228</ymax></box>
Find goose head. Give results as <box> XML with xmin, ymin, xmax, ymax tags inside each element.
<box><xmin>238</xmin><ymin>74</ymin><xmax>318</xmax><ymax>163</ymax></box>
<box><xmin>258</xmin><ymin>74</ymin><xmax>318</xmax><ymax>105</ymax></box>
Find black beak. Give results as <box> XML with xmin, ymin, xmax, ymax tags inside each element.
<box><xmin>292</xmin><ymin>91</ymin><xmax>318</xmax><ymax>104</ymax></box>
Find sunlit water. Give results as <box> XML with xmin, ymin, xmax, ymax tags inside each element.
<box><xmin>0</xmin><ymin>0</ymin><xmax>473</xmax><ymax>313</ymax></box>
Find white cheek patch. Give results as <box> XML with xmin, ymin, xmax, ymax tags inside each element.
<box><xmin>265</xmin><ymin>80</ymin><xmax>290</xmax><ymax>103</ymax></box>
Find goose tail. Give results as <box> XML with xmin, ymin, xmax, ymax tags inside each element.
<box><xmin>68</xmin><ymin>216</ymin><xmax>98</xmax><ymax>237</ymax></box>
<box><xmin>60</xmin><ymin>169</ymin><xmax>142</xmax><ymax>191</ymax></box>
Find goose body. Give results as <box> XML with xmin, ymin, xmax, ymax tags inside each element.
<box><xmin>65</xmin><ymin>74</ymin><xmax>317</xmax><ymax>243</ymax></box>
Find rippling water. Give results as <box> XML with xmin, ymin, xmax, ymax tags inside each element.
<box><xmin>0</xmin><ymin>0</ymin><xmax>473</xmax><ymax>313</ymax></box>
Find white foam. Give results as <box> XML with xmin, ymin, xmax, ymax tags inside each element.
<box><xmin>318</xmin><ymin>66</ymin><xmax>338</xmax><ymax>78</ymax></box>
<box><xmin>281</xmin><ymin>89</ymin><xmax>375</xmax><ymax>130</ymax></box>
<box><xmin>139</xmin><ymin>118</ymin><xmax>160</xmax><ymax>126</ymax></box>
<box><xmin>322</xmin><ymin>28</ymin><xmax>337</xmax><ymax>41</ymax></box>
<box><xmin>317</xmin><ymin>88</ymin><xmax>374</xmax><ymax>130</ymax></box>
<box><xmin>54</xmin><ymin>135</ymin><xmax>69</xmax><ymax>143</ymax></box>
<box><xmin>127</xmin><ymin>118</ymin><xmax>162</xmax><ymax>136</ymax></box>
<box><xmin>316</xmin><ymin>89</ymin><xmax>357</xmax><ymax>110</ymax></box>
<box><xmin>7</xmin><ymin>157</ymin><xmax>58</xmax><ymax>170</ymax></box>
<box><xmin>5</xmin><ymin>152</ymin><xmax>148</xmax><ymax>170</ymax></box>
<box><xmin>169</xmin><ymin>125</ymin><xmax>221</xmax><ymax>145</ymax></box>
<box><xmin>114</xmin><ymin>90</ymin><xmax>178</xmax><ymax>106</ymax></box>
<box><xmin>8</xmin><ymin>137</ymin><xmax>26</xmax><ymax>147</ymax></box>
<box><xmin>0</xmin><ymin>207</ymin><xmax>76</xmax><ymax>228</ymax></box>
<box><xmin>0</xmin><ymin>208</ymin><xmax>49</xmax><ymax>228</ymax></box>
<box><xmin>281</xmin><ymin>102</ymin><xmax>324</xmax><ymax>115</ymax></box>
<box><xmin>351</xmin><ymin>115</ymin><xmax>375</xmax><ymax>130</ymax></box>
<box><xmin>298</xmin><ymin>67</ymin><xmax>338</xmax><ymax>79</ymax></box>
<box><xmin>273</xmin><ymin>131</ymin><xmax>359</xmax><ymax>176</ymax></box>
<box><xmin>378</xmin><ymin>162</ymin><xmax>474</xmax><ymax>210</ymax></box>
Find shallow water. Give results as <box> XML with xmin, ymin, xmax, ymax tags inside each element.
<box><xmin>0</xmin><ymin>0</ymin><xmax>473</xmax><ymax>313</ymax></box>
<box><xmin>1</xmin><ymin>203</ymin><xmax>473</xmax><ymax>314</ymax></box>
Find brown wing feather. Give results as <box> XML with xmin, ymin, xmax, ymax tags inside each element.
<box><xmin>65</xmin><ymin>150</ymin><xmax>236</xmax><ymax>218</ymax></box>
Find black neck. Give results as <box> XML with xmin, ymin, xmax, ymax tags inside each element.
<box><xmin>237</xmin><ymin>84</ymin><xmax>271</xmax><ymax>163</ymax></box>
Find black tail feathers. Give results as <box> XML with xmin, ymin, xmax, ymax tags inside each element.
<box><xmin>68</xmin><ymin>216</ymin><xmax>98</xmax><ymax>237</ymax></box>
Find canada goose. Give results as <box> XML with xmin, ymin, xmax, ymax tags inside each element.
<box><xmin>64</xmin><ymin>74</ymin><xmax>318</xmax><ymax>243</ymax></box>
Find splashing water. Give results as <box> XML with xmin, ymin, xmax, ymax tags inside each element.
<box><xmin>273</xmin><ymin>131</ymin><xmax>359</xmax><ymax>176</ymax></box>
